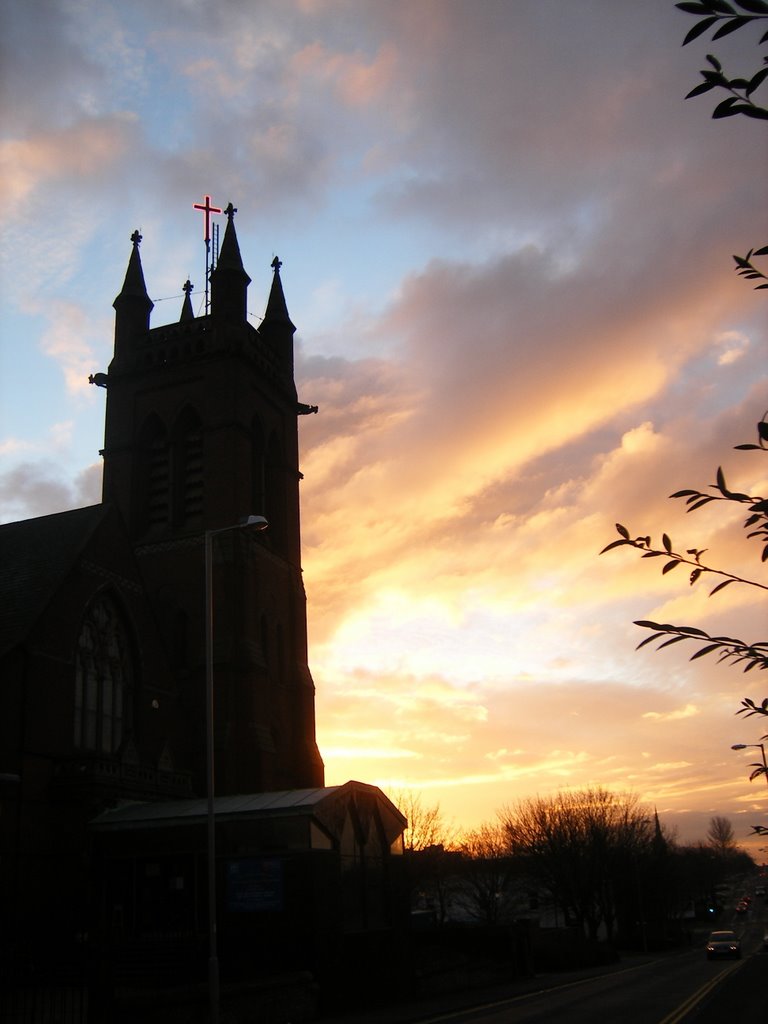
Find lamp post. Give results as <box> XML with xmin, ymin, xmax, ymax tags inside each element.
<box><xmin>206</xmin><ymin>515</ymin><xmax>268</xmax><ymax>1024</ymax></box>
<box><xmin>731</xmin><ymin>742</ymin><xmax>768</xmax><ymax>789</ymax></box>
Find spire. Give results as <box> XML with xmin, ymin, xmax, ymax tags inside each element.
<box><xmin>210</xmin><ymin>202</ymin><xmax>250</xmax><ymax>321</ymax></box>
<box><xmin>217</xmin><ymin>204</ymin><xmax>246</xmax><ymax>272</ymax></box>
<box><xmin>259</xmin><ymin>256</ymin><xmax>296</xmax><ymax>381</ymax></box>
<box><xmin>114</xmin><ymin>230</ymin><xmax>153</xmax><ymax>310</ymax></box>
<box><xmin>652</xmin><ymin>806</ymin><xmax>667</xmax><ymax>854</ymax></box>
<box><xmin>263</xmin><ymin>256</ymin><xmax>295</xmax><ymax>331</ymax></box>
<box><xmin>112</xmin><ymin>230</ymin><xmax>154</xmax><ymax>354</ymax></box>
<box><xmin>180</xmin><ymin>279</ymin><xmax>195</xmax><ymax>322</ymax></box>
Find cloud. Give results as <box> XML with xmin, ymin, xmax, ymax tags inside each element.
<box><xmin>0</xmin><ymin>463</ymin><xmax>75</xmax><ymax>523</ymax></box>
<box><xmin>0</xmin><ymin>116</ymin><xmax>137</xmax><ymax>211</ymax></box>
<box><xmin>0</xmin><ymin>0</ymin><xmax>106</xmax><ymax>133</ymax></box>
<box><xmin>0</xmin><ymin>460</ymin><xmax>101</xmax><ymax>525</ymax></box>
<box><xmin>290</xmin><ymin>41</ymin><xmax>399</xmax><ymax>108</ymax></box>
<box><xmin>715</xmin><ymin>330</ymin><xmax>750</xmax><ymax>366</ymax></box>
<box><xmin>643</xmin><ymin>704</ymin><xmax>700</xmax><ymax>722</ymax></box>
<box><xmin>39</xmin><ymin>302</ymin><xmax>102</xmax><ymax>395</ymax></box>
<box><xmin>0</xmin><ymin>438</ymin><xmax>36</xmax><ymax>457</ymax></box>
<box><xmin>298</xmin><ymin>242</ymin><xmax>764</xmax><ymax>641</ymax></box>
<box><xmin>318</xmin><ymin>669</ymin><xmax>736</xmax><ymax>792</ymax></box>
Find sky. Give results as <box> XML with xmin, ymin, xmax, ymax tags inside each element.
<box><xmin>1</xmin><ymin>0</ymin><xmax>766</xmax><ymax>855</ymax></box>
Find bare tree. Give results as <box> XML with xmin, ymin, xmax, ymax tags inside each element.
<box><xmin>390</xmin><ymin>790</ymin><xmax>455</xmax><ymax>852</ymax></box>
<box><xmin>706</xmin><ymin>815</ymin><xmax>737</xmax><ymax>855</ymax></box>
<box><xmin>499</xmin><ymin>788</ymin><xmax>655</xmax><ymax>943</ymax></box>
<box><xmin>390</xmin><ymin>789</ymin><xmax>460</xmax><ymax>924</ymax></box>
<box><xmin>454</xmin><ymin>824</ymin><xmax>515</xmax><ymax>926</ymax></box>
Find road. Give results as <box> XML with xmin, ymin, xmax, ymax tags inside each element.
<box><xmin>408</xmin><ymin>954</ymin><xmax>738</xmax><ymax>1024</ymax></box>
<box><xmin>407</xmin><ymin>901</ymin><xmax>767</xmax><ymax>1024</ymax></box>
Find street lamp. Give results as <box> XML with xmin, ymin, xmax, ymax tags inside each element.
<box><xmin>731</xmin><ymin>743</ymin><xmax>768</xmax><ymax>788</ymax></box>
<box><xmin>206</xmin><ymin>515</ymin><xmax>268</xmax><ymax>1024</ymax></box>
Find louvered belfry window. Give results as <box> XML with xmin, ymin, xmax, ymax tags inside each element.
<box><xmin>181</xmin><ymin>425</ymin><xmax>203</xmax><ymax>522</ymax></box>
<box><xmin>141</xmin><ymin>415</ymin><xmax>169</xmax><ymax>529</ymax></box>
<box><xmin>174</xmin><ymin>407</ymin><xmax>203</xmax><ymax>526</ymax></box>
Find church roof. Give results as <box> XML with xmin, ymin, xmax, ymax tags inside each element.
<box><xmin>0</xmin><ymin>504</ymin><xmax>110</xmax><ymax>657</ymax></box>
<box><xmin>91</xmin><ymin>786</ymin><xmax>341</xmax><ymax>829</ymax></box>
<box><xmin>90</xmin><ymin>780</ymin><xmax>407</xmax><ymax>840</ymax></box>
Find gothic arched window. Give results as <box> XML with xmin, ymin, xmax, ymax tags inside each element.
<box><xmin>74</xmin><ymin>593</ymin><xmax>134</xmax><ymax>754</ymax></box>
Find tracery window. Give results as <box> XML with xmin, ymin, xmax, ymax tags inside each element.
<box><xmin>74</xmin><ymin>593</ymin><xmax>133</xmax><ymax>753</ymax></box>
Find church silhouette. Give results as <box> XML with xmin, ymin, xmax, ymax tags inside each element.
<box><xmin>0</xmin><ymin>205</ymin><xmax>407</xmax><ymax>1017</ymax></box>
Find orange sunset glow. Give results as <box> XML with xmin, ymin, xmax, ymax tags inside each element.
<box><xmin>1</xmin><ymin>1</ymin><xmax>766</xmax><ymax>856</ymax></box>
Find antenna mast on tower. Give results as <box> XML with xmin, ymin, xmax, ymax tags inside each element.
<box><xmin>212</xmin><ymin>221</ymin><xmax>220</xmax><ymax>274</ymax></box>
<box><xmin>192</xmin><ymin>194</ymin><xmax>222</xmax><ymax>315</ymax></box>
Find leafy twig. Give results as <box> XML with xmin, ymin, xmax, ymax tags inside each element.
<box><xmin>600</xmin><ymin>524</ymin><xmax>768</xmax><ymax>592</ymax></box>
<box><xmin>669</xmin><ymin>464</ymin><xmax>768</xmax><ymax>562</ymax></box>
<box><xmin>633</xmin><ymin>621</ymin><xmax>768</xmax><ymax>671</ymax></box>
<box><xmin>677</xmin><ymin>1</ymin><xmax>768</xmax><ymax>47</ymax></box>
<box><xmin>737</xmin><ymin>695</ymin><xmax>768</xmax><ymax>717</ymax></box>
<box><xmin>685</xmin><ymin>52</ymin><xmax>768</xmax><ymax>118</ymax></box>
<box><xmin>733</xmin><ymin>245</ymin><xmax>768</xmax><ymax>288</ymax></box>
<box><xmin>676</xmin><ymin>1</ymin><xmax>768</xmax><ymax>119</ymax></box>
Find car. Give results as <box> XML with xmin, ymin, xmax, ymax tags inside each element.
<box><xmin>706</xmin><ymin>930</ymin><xmax>741</xmax><ymax>960</ymax></box>
<box><xmin>736</xmin><ymin>902</ymin><xmax>748</xmax><ymax>914</ymax></box>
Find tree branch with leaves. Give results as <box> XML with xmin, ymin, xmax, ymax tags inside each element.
<box><xmin>601</xmin><ymin>419</ymin><xmax>768</xmax><ymax>670</ymax></box>
<box><xmin>678</xmin><ymin>0</ymin><xmax>768</xmax><ymax>120</ymax></box>
<box><xmin>677</xmin><ymin>2</ymin><xmax>768</xmax><ymax>286</ymax></box>
<box><xmin>603</xmin><ymin>418</ymin><xmax>768</xmax><ymax>833</ymax></box>
<box><xmin>601</xmin><ymin>1</ymin><xmax>768</xmax><ymax>840</ymax></box>
<box><xmin>735</xmin><ymin>698</ymin><xmax>768</xmax><ymax>831</ymax></box>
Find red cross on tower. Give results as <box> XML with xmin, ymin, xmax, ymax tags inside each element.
<box><xmin>193</xmin><ymin>194</ymin><xmax>222</xmax><ymax>243</ymax></box>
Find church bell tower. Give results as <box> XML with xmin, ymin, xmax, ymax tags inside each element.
<box><xmin>100</xmin><ymin>204</ymin><xmax>324</xmax><ymax>796</ymax></box>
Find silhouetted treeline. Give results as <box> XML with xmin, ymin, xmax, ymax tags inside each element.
<box><xmin>402</xmin><ymin>788</ymin><xmax>756</xmax><ymax>951</ymax></box>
